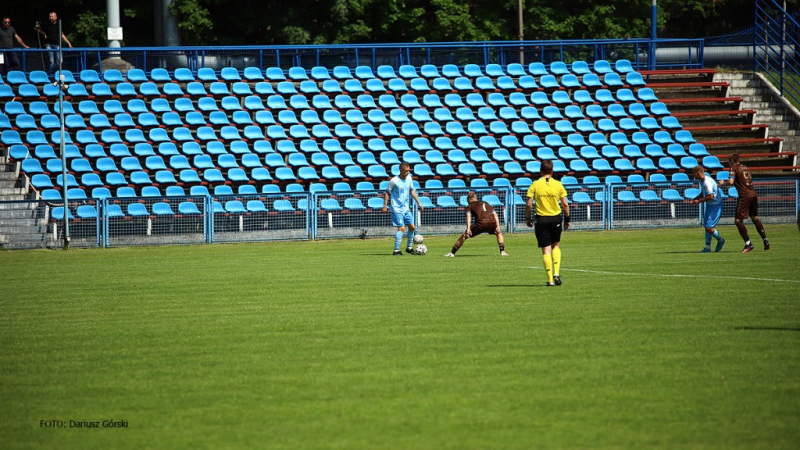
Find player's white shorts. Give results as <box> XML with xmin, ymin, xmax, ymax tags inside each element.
<box><xmin>391</xmin><ymin>209</ymin><xmax>414</xmax><ymax>227</ymax></box>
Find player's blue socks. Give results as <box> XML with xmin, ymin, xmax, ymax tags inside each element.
<box><xmin>712</xmin><ymin>230</ymin><xmax>721</xmax><ymax>241</ymax></box>
<box><xmin>407</xmin><ymin>229</ymin><xmax>415</xmax><ymax>248</ymax></box>
<box><xmin>705</xmin><ymin>232</ymin><xmax>712</xmax><ymax>247</ymax></box>
<box><xmin>394</xmin><ymin>231</ymin><xmax>403</xmax><ymax>251</ymax></box>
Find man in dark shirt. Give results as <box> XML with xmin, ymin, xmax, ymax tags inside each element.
<box><xmin>719</xmin><ymin>153</ymin><xmax>769</xmax><ymax>253</ymax></box>
<box><xmin>444</xmin><ymin>193</ymin><xmax>508</xmax><ymax>257</ymax></box>
<box><xmin>1</xmin><ymin>17</ymin><xmax>30</xmax><ymax>75</ymax></box>
<box><xmin>35</xmin><ymin>11</ymin><xmax>72</xmax><ymax>74</ymax></box>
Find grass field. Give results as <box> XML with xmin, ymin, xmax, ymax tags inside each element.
<box><xmin>2</xmin><ymin>225</ymin><xmax>799</xmax><ymax>449</ymax></box>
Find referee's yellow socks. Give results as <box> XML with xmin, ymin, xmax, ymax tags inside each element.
<box><xmin>552</xmin><ymin>247</ymin><xmax>561</xmax><ymax>277</ymax></box>
<box><xmin>543</xmin><ymin>255</ymin><xmax>553</xmax><ymax>284</ymax></box>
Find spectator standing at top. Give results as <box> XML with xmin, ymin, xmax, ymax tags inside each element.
<box><xmin>0</xmin><ymin>17</ymin><xmax>30</xmax><ymax>75</ymax></box>
<box><xmin>36</xmin><ymin>11</ymin><xmax>72</xmax><ymax>75</ymax></box>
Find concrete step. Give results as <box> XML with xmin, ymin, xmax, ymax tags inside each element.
<box><xmin>714</xmin><ymin>73</ymin><xmax>752</xmax><ymax>79</ymax></box>
<box><xmin>0</xmin><ymin>201</ymin><xmax>40</xmax><ymax>211</ymax></box>
<box><xmin>0</xmin><ymin>183</ymin><xmax>22</xmax><ymax>191</ymax></box>
<box><xmin>0</xmin><ymin>209</ymin><xmax>44</xmax><ymax>219</ymax></box>
<box><xmin>766</xmin><ymin>121</ymin><xmax>794</xmax><ymax>129</ymax></box>
<box><xmin>0</xmin><ymin>236</ymin><xmax>52</xmax><ymax>249</ymax></box>
<box><xmin>0</xmin><ymin>172</ymin><xmax>18</xmax><ymax>181</ymax></box>
<box><xmin>757</xmin><ymin>114</ymin><xmax>793</xmax><ymax>123</ymax></box>
<box><xmin>0</xmin><ymin>233</ymin><xmax>53</xmax><ymax>241</ymax></box>
<box><xmin>0</xmin><ymin>188</ymin><xmax>26</xmax><ymax>196</ymax></box>
<box><xmin>742</xmin><ymin>101</ymin><xmax>778</xmax><ymax>110</ymax></box>
<box><xmin>738</xmin><ymin>96</ymin><xmax>773</xmax><ymax>104</ymax></box>
<box><xmin>726</xmin><ymin>79</ymin><xmax>756</xmax><ymax>89</ymax></box>
<box><xmin>0</xmin><ymin>218</ymin><xmax>51</xmax><ymax>228</ymax></box>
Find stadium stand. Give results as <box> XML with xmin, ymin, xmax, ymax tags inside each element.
<box><xmin>2</xmin><ymin>55</ymin><xmax>796</xmax><ymax>244</ymax></box>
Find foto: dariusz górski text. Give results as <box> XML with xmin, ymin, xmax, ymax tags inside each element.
<box><xmin>40</xmin><ymin>420</ymin><xmax>128</xmax><ymax>428</ymax></box>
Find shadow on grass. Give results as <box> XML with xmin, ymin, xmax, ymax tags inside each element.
<box><xmin>663</xmin><ymin>251</ymin><xmax>722</xmax><ymax>254</ymax></box>
<box><xmin>486</xmin><ymin>284</ymin><xmax>553</xmax><ymax>288</ymax></box>
<box><xmin>735</xmin><ymin>326</ymin><xmax>800</xmax><ymax>332</ymax></box>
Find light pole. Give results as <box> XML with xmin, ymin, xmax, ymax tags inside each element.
<box><xmin>518</xmin><ymin>0</ymin><xmax>524</xmax><ymax>65</ymax></box>
<box><xmin>56</xmin><ymin>19</ymin><xmax>69</xmax><ymax>250</ymax></box>
<box><xmin>650</xmin><ymin>0</ymin><xmax>657</xmax><ymax>70</ymax></box>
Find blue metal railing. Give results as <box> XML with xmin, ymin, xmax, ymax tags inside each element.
<box><xmin>9</xmin><ymin>38</ymin><xmax>705</xmax><ymax>76</ymax></box>
<box><xmin>3</xmin><ymin>179</ymin><xmax>797</xmax><ymax>250</ymax></box>
<box><xmin>754</xmin><ymin>0</ymin><xmax>800</xmax><ymax>107</ymax></box>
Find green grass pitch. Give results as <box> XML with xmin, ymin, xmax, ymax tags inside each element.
<box><xmin>2</xmin><ymin>225</ymin><xmax>799</xmax><ymax>449</ymax></box>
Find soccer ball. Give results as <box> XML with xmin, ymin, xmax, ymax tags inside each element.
<box><xmin>413</xmin><ymin>234</ymin><xmax>424</xmax><ymax>244</ymax></box>
<box><xmin>415</xmin><ymin>244</ymin><xmax>427</xmax><ymax>255</ymax></box>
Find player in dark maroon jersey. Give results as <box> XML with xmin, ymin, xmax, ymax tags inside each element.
<box><xmin>719</xmin><ymin>153</ymin><xmax>769</xmax><ymax>253</ymax></box>
<box><xmin>444</xmin><ymin>193</ymin><xmax>508</xmax><ymax>257</ymax></box>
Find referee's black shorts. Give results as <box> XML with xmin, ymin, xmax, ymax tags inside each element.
<box><xmin>534</xmin><ymin>214</ymin><xmax>563</xmax><ymax>248</ymax></box>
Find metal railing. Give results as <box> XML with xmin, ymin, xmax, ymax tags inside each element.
<box><xmin>1</xmin><ymin>179</ymin><xmax>796</xmax><ymax>249</ymax></box>
<box><xmin>8</xmin><ymin>38</ymin><xmax>705</xmax><ymax>76</ymax></box>
<box><xmin>755</xmin><ymin>0</ymin><xmax>800</xmax><ymax>108</ymax></box>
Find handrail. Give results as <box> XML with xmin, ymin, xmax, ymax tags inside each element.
<box><xmin>10</xmin><ymin>37</ymin><xmax>705</xmax><ymax>75</ymax></box>
<box><xmin>754</xmin><ymin>0</ymin><xmax>800</xmax><ymax>108</ymax></box>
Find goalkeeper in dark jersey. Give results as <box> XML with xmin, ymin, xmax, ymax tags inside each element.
<box><xmin>444</xmin><ymin>192</ymin><xmax>508</xmax><ymax>257</ymax></box>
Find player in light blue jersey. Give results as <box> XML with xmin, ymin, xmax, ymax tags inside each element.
<box><xmin>382</xmin><ymin>162</ymin><xmax>424</xmax><ymax>255</ymax></box>
<box><xmin>692</xmin><ymin>165</ymin><xmax>725</xmax><ymax>252</ymax></box>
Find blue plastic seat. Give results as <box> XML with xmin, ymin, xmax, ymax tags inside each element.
<box><xmin>324</xmin><ymin>65</ymin><xmax>350</xmax><ymax>80</ymax></box>
<box><xmin>631</xmin><ymin>131</ymin><xmax>653</xmax><ymax>146</ymax></box>
<box><xmin>616</xmin><ymin>191</ymin><xmax>638</xmax><ymax>203</ymax></box>
<box><xmin>644</xmin><ymin>144</ymin><xmax>666</xmax><ymax>158</ymax></box>
<box><xmin>636</xmin><ymin>157</ymin><xmax>658</xmax><ymax>171</ymax></box>
<box><xmin>658</xmin><ymin>157</ymin><xmax>680</xmax><ymax>171</ymax></box>
<box><xmin>625</xmin><ymin>72</ymin><xmax>647</xmax><ymax>87</ymax></box>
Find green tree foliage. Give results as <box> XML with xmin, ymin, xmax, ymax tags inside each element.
<box><xmin>72</xmin><ymin>11</ymin><xmax>107</xmax><ymax>48</ymax></box>
<box><xmin>5</xmin><ymin>0</ymin><xmax>799</xmax><ymax>48</ymax></box>
<box><xmin>169</xmin><ymin>0</ymin><xmax>215</xmax><ymax>45</ymax></box>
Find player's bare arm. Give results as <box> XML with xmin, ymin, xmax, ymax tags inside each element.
<box><xmin>719</xmin><ymin>175</ymin><xmax>734</xmax><ymax>187</ymax></box>
<box><xmin>692</xmin><ymin>193</ymin><xmax>714</xmax><ymax>205</ymax></box>
<box><xmin>410</xmin><ymin>189</ymin><xmax>424</xmax><ymax>210</ymax></box>
<box><xmin>525</xmin><ymin>197</ymin><xmax>534</xmax><ymax>228</ymax></box>
<box><xmin>381</xmin><ymin>191</ymin><xmax>390</xmax><ymax>213</ymax></box>
<box><xmin>561</xmin><ymin>197</ymin><xmax>571</xmax><ymax>230</ymax></box>
<box><xmin>465</xmin><ymin>212</ymin><xmax>473</xmax><ymax>237</ymax></box>
<box><xmin>493</xmin><ymin>212</ymin><xmax>501</xmax><ymax>234</ymax></box>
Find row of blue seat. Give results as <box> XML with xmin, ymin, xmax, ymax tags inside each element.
<box><xmin>27</xmin><ymin>153</ymin><xmax>722</xmax><ymax>198</ymax></box>
<box><xmin>17</xmin><ymin>144</ymin><xmax>716</xmax><ymax>189</ymax></box>
<box><xmin>3</xmin><ymin>108</ymin><xmax>677</xmax><ymax>147</ymax></box>
<box><xmin>17</xmin><ymin>142</ymin><xmax>717</xmax><ymax>191</ymax></box>
<box><xmin>20</xmin><ymin>141</ymin><xmax>718</xmax><ymax>175</ymax></box>
<box><xmin>0</xmin><ymin>70</ymin><xmax>648</xmax><ymax>100</ymax></box>
<box><xmin>2</xmin><ymin>86</ymin><xmax>664</xmax><ymax>119</ymax></box>
<box><xmin>51</xmin><ymin>182</ymin><xmax>741</xmax><ymax>224</ymax></box>
<box><xmin>2</xmin><ymin>60</ymin><xmax>640</xmax><ymax>86</ymax></box>
<box><xmin>8</xmin><ymin>132</ymin><xmax>708</xmax><ymax>165</ymax></box>
<box><xmin>42</xmin><ymin>171</ymin><xmax>706</xmax><ymax>202</ymax></box>
<box><xmin>3</xmin><ymin>127</ymin><xmax>694</xmax><ymax>159</ymax></box>
<box><xmin>0</xmin><ymin>74</ymin><xmax>645</xmax><ymax>105</ymax></box>
<box><xmin>4</xmin><ymin>123</ymin><xmax>685</xmax><ymax>154</ymax></box>
<box><xmin>2</xmin><ymin>114</ymin><xmax>682</xmax><ymax>148</ymax></box>
<box><xmin>3</xmin><ymin>91</ymin><xmax>663</xmax><ymax>126</ymax></box>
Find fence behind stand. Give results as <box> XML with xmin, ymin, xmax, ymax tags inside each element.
<box><xmin>0</xmin><ymin>179</ymin><xmax>797</xmax><ymax>249</ymax></box>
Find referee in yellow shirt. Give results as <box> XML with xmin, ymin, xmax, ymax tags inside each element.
<box><xmin>525</xmin><ymin>160</ymin><xmax>570</xmax><ymax>286</ymax></box>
